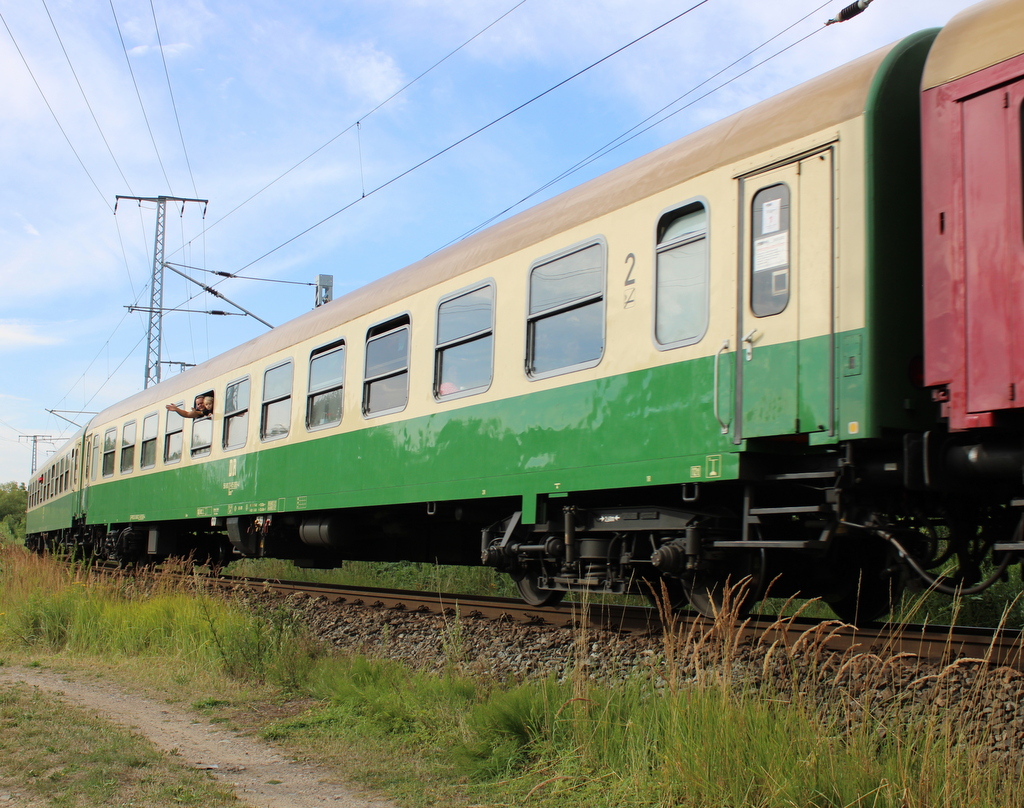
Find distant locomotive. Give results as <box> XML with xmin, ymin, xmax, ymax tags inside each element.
<box><xmin>26</xmin><ymin>0</ymin><xmax>1024</xmax><ymax>624</ymax></box>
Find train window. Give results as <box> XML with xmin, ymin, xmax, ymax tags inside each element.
<box><xmin>223</xmin><ymin>377</ymin><xmax>251</xmax><ymax>449</ymax></box>
<box><xmin>307</xmin><ymin>342</ymin><xmax>345</xmax><ymax>430</ymax></box>
<box><xmin>140</xmin><ymin>413</ymin><xmax>158</xmax><ymax>469</ymax></box>
<box><xmin>655</xmin><ymin>202</ymin><xmax>709</xmax><ymax>348</ymax></box>
<box><xmin>191</xmin><ymin>416</ymin><xmax>213</xmax><ymax>457</ymax></box>
<box><xmin>120</xmin><ymin>421</ymin><xmax>137</xmax><ymax>474</ymax></box>
<box><xmin>363</xmin><ymin>316</ymin><xmax>410</xmax><ymax>417</ymax></box>
<box><xmin>261</xmin><ymin>361</ymin><xmax>294</xmax><ymax>440</ymax></box>
<box><xmin>164</xmin><ymin>406</ymin><xmax>184</xmax><ymax>465</ymax></box>
<box><xmin>527</xmin><ymin>241</ymin><xmax>605</xmax><ymax>379</ymax></box>
<box><xmin>750</xmin><ymin>184</ymin><xmax>791</xmax><ymax>317</ymax></box>
<box><xmin>435</xmin><ymin>284</ymin><xmax>494</xmax><ymax>400</ymax></box>
<box><xmin>90</xmin><ymin>434</ymin><xmax>99</xmax><ymax>481</ymax></box>
<box><xmin>102</xmin><ymin>428</ymin><xmax>116</xmax><ymax>477</ymax></box>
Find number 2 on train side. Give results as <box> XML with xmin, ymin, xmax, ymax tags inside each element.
<box><xmin>624</xmin><ymin>253</ymin><xmax>636</xmax><ymax>309</ymax></box>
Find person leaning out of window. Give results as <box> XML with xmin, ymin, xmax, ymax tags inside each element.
<box><xmin>166</xmin><ymin>395</ymin><xmax>213</xmax><ymax>419</ymax></box>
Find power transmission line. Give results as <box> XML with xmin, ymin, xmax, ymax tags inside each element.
<box><xmin>149</xmin><ymin>0</ymin><xmax>199</xmax><ymax>197</ymax></box>
<box><xmin>0</xmin><ymin>10</ymin><xmax>112</xmax><ymax>212</ymax></box>
<box><xmin>212</xmin><ymin>0</ymin><xmax>713</xmax><ymax>280</ymax></box>
<box><xmin>109</xmin><ymin>0</ymin><xmax>174</xmax><ymax>192</ymax></box>
<box><xmin>168</xmin><ymin>0</ymin><xmax>531</xmax><ymax>258</ymax></box>
<box><xmin>446</xmin><ymin>0</ymin><xmax>836</xmax><ymax>245</ymax></box>
<box><xmin>40</xmin><ymin>0</ymin><xmax>136</xmax><ymax>196</ymax></box>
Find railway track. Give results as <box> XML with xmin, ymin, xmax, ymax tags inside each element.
<box><xmin>204</xmin><ymin>573</ymin><xmax>1024</xmax><ymax>671</ymax></box>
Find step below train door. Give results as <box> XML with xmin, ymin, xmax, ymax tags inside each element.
<box><xmin>735</xmin><ymin>148</ymin><xmax>835</xmax><ymax>441</ymax></box>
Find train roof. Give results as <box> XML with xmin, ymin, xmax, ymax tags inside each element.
<box><xmin>93</xmin><ymin>37</ymin><xmax>904</xmax><ymax>427</ymax></box>
<box><xmin>922</xmin><ymin>0</ymin><xmax>1024</xmax><ymax>90</ymax></box>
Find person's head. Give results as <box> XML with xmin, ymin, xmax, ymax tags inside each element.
<box><xmin>202</xmin><ymin>395</ymin><xmax>214</xmax><ymax>411</ymax></box>
<box><xmin>194</xmin><ymin>395</ymin><xmax>204</xmax><ymax>409</ymax></box>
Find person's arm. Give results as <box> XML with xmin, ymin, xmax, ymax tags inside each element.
<box><xmin>166</xmin><ymin>403</ymin><xmax>199</xmax><ymax>418</ymax></box>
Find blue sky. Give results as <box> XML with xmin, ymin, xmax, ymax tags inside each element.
<box><xmin>0</xmin><ymin>0</ymin><xmax>981</xmax><ymax>482</ymax></box>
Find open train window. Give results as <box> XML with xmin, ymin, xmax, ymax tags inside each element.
<box><xmin>261</xmin><ymin>361</ymin><xmax>293</xmax><ymax>441</ymax></box>
<box><xmin>140</xmin><ymin>413</ymin><xmax>158</xmax><ymax>469</ymax></box>
<box><xmin>435</xmin><ymin>283</ymin><xmax>494</xmax><ymax>400</ymax></box>
<box><xmin>190</xmin><ymin>389</ymin><xmax>214</xmax><ymax>457</ymax></box>
<box><xmin>120</xmin><ymin>421</ymin><xmax>136</xmax><ymax>474</ymax></box>
<box><xmin>655</xmin><ymin>201</ymin><xmax>709</xmax><ymax>348</ymax></box>
<box><xmin>527</xmin><ymin>240</ymin><xmax>605</xmax><ymax>379</ymax></box>
<box><xmin>363</xmin><ymin>315</ymin><xmax>410</xmax><ymax>417</ymax></box>
<box><xmin>307</xmin><ymin>341</ymin><xmax>345</xmax><ymax>430</ymax></box>
<box><xmin>164</xmin><ymin>405</ymin><xmax>184</xmax><ymax>465</ymax></box>
<box><xmin>102</xmin><ymin>427</ymin><xmax>116</xmax><ymax>477</ymax></box>
<box><xmin>750</xmin><ymin>184</ymin><xmax>791</xmax><ymax>317</ymax></box>
<box><xmin>223</xmin><ymin>377</ymin><xmax>251</xmax><ymax>450</ymax></box>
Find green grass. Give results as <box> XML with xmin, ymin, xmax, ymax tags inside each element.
<box><xmin>3</xmin><ymin>543</ymin><xmax>1024</xmax><ymax>808</ymax></box>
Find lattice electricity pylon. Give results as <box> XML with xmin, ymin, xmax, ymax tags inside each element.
<box><xmin>115</xmin><ymin>195</ymin><xmax>208</xmax><ymax>389</ymax></box>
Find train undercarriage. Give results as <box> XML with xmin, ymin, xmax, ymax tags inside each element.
<box><xmin>26</xmin><ymin>431</ymin><xmax>1024</xmax><ymax>627</ymax></box>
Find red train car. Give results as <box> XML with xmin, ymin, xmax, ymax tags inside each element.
<box><xmin>922</xmin><ymin>0</ymin><xmax>1024</xmax><ymax>430</ymax></box>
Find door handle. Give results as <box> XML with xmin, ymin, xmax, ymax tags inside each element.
<box><xmin>742</xmin><ymin>329</ymin><xmax>759</xmax><ymax>361</ymax></box>
<box><xmin>713</xmin><ymin>339</ymin><xmax>730</xmax><ymax>434</ymax></box>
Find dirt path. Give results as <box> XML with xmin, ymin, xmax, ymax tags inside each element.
<box><xmin>0</xmin><ymin>668</ymin><xmax>398</xmax><ymax>808</ymax></box>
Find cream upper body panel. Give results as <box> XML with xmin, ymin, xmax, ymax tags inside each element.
<box><xmin>92</xmin><ymin>41</ymin><xmax>893</xmax><ymax>432</ymax></box>
<box><xmin>922</xmin><ymin>0</ymin><xmax>1024</xmax><ymax>90</ymax></box>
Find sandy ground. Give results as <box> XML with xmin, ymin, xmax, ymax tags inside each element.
<box><xmin>0</xmin><ymin>668</ymin><xmax>399</xmax><ymax>808</ymax></box>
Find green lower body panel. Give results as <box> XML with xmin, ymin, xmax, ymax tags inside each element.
<box><xmin>25</xmin><ymin>491</ymin><xmax>77</xmax><ymax>534</ymax></box>
<box><xmin>76</xmin><ymin>330</ymin><xmax>885</xmax><ymax>530</ymax></box>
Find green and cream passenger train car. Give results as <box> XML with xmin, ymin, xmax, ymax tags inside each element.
<box><xmin>27</xmin><ymin>27</ymin><xmax>940</xmax><ymax>623</ymax></box>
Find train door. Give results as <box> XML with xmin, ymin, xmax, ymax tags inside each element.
<box><xmin>736</xmin><ymin>149</ymin><xmax>834</xmax><ymax>440</ymax></box>
<box><xmin>961</xmin><ymin>80</ymin><xmax>1024</xmax><ymax>415</ymax></box>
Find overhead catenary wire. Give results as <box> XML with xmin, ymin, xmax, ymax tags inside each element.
<box><xmin>148</xmin><ymin>0</ymin><xmax>199</xmax><ymax>198</ymax></box>
<box><xmin>210</xmin><ymin>0</ymin><xmax>712</xmax><ymax>281</ymax></box>
<box><xmin>40</xmin><ymin>0</ymin><xmax>136</xmax><ymax>197</ymax></box>
<box><xmin>109</xmin><ymin>0</ymin><xmax>174</xmax><ymax>193</ymax></box>
<box><xmin>445</xmin><ymin>0</ymin><xmax>837</xmax><ymax>246</ymax></box>
<box><xmin>168</xmin><ymin>0</ymin><xmax>531</xmax><ymax>257</ymax></box>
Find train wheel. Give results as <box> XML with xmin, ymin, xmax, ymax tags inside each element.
<box><xmin>514</xmin><ymin>572</ymin><xmax>565</xmax><ymax>607</ymax></box>
<box><xmin>640</xmin><ymin>573</ymin><xmax>689</xmax><ymax>613</ymax></box>
<box><xmin>682</xmin><ymin>551</ymin><xmax>764</xmax><ymax>619</ymax></box>
<box><xmin>824</xmin><ymin>534</ymin><xmax>903</xmax><ymax>626</ymax></box>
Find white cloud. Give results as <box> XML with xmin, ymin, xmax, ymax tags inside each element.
<box><xmin>0</xmin><ymin>322</ymin><xmax>64</xmax><ymax>350</ymax></box>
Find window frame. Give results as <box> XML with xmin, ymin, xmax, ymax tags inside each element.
<box><xmin>526</xmin><ymin>238</ymin><xmax>606</xmax><ymax>381</ymax></box>
<box><xmin>306</xmin><ymin>340</ymin><xmax>346</xmax><ymax>431</ymax></box>
<box><xmin>223</xmin><ymin>376</ymin><xmax>251</xmax><ymax>450</ymax></box>
<box><xmin>140</xmin><ymin>412</ymin><xmax>158</xmax><ymax>469</ymax></box>
<box><xmin>653</xmin><ymin>198</ymin><xmax>711</xmax><ymax>350</ymax></box>
<box><xmin>434</xmin><ymin>282</ymin><xmax>495</xmax><ymax>401</ymax></box>
<box><xmin>120</xmin><ymin>420</ymin><xmax>137</xmax><ymax>474</ymax></box>
<box><xmin>102</xmin><ymin>427</ymin><xmax>116</xmax><ymax>478</ymax></box>
<box><xmin>362</xmin><ymin>314</ymin><xmax>412</xmax><ymax>418</ymax></box>
<box><xmin>750</xmin><ymin>182</ymin><xmax>792</xmax><ymax>318</ymax></box>
<box><xmin>164</xmin><ymin>405</ymin><xmax>184</xmax><ymax>465</ymax></box>
<box><xmin>260</xmin><ymin>360</ymin><xmax>294</xmax><ymax>442</ymax></box>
